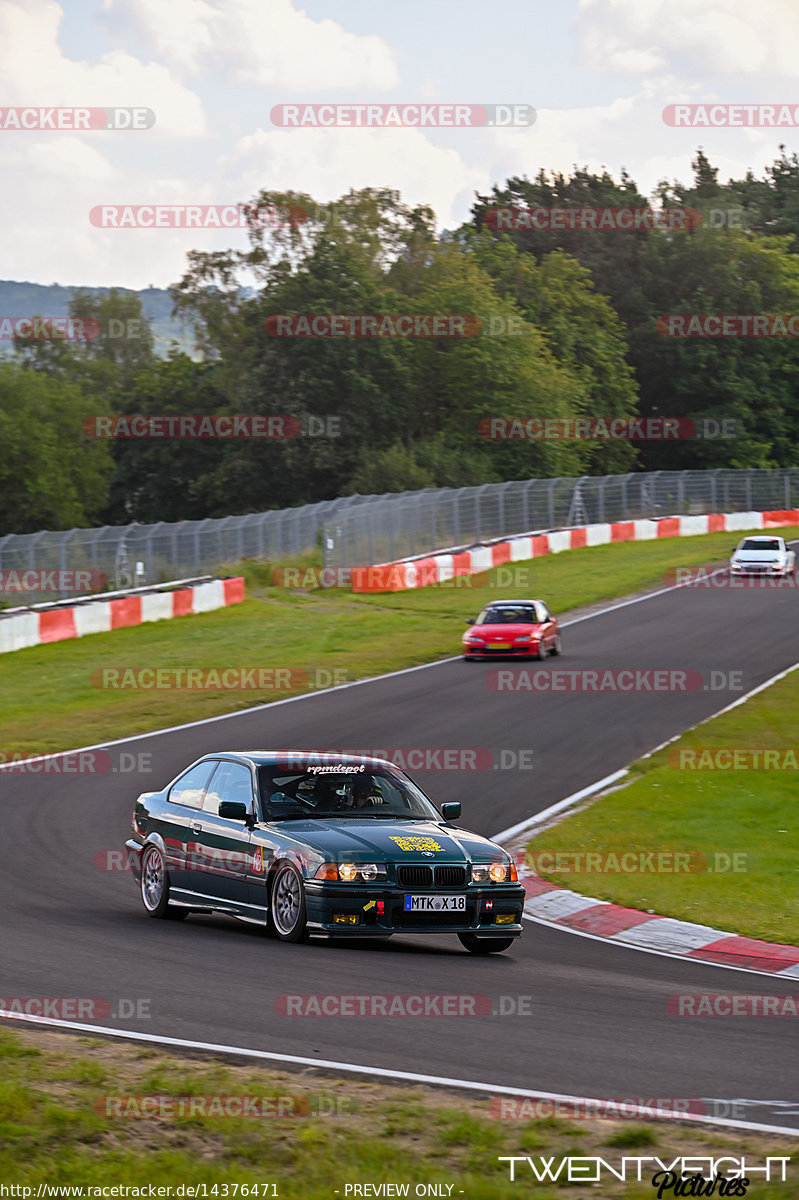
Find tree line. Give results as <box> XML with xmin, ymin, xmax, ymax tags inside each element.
<box><xmin>3</xmin><ymin>149</ymin><xmax>799</xmax><ymax>533</ymax></box>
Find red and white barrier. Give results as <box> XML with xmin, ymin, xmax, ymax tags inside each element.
<box><xmin>0</xmin><ymin>577</ymin><xmax>245</xmax><ymax>655</ymax></box>
<box><xmin>351</xmin><ymin>510</ymin><xmax>799</xmax><ymax>592</ymax></box>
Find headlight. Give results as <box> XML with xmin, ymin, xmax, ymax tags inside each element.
<box><xmin>471</xmin><ymin>861</ymin><xmax>515</xmax><ymax>883</ymax></box>
<box><xmin>315</xmin><ymin>862</ymin><xmax>386</xmax><ymax>882</ymax></box>
<box><xmin>467</xmin><ymin>636</ymin><xmax>484</xmax><ymax>643</ymax></box>
<box><xmin>513</xmin><ymin>634</ymin><xmax>532</xmax><ymax>642</ymax></box>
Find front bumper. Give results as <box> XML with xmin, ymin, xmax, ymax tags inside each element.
<box><xmin>126</xmin><ymin>838</ymin><xmax>143</xmax><ymax>882</ymax></box>
<box><xmin>730</xmin><ymin>563</ymin><xmax>790</xmax><ymax>576</ymax></box>
<box><xmin>304</xmin><ymin>881</ymin><xmax>526</xmax><ymax>936</ymax></box>
<box><xmin>464</xmin><ymin>644</ymin><xmax>542</xmax><ymax>658</ymax></box>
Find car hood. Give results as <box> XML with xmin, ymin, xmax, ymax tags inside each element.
<box><xmin>732</xmin><ymin>550</ymin><xmax>784</xmax><ymax>562</ymax></box>
<box><xmin>263</xmin><ymin>818</ymin><xmax>506</xmax><ymax>862</ymax></box>
<box><xmin>466</xmin><ymin>623</ymin><xmax>541</xmax><ymax>638</ymax></box>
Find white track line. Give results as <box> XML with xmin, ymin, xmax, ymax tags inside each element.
<box><xmin>1</xmin><ymin>1010</ymin><xmax>797</xmax><ymax>1138</ymax></box>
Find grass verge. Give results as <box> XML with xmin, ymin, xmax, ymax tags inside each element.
<box><xmin>0</xmin><ymin>1026</ymin><xmax>794</xmax><ymax>1197</ymax></box>
<box><xmin>525</xmin><ymin>665</ymin><xmax>799</xmax><ymax>944</ymax></box>
<box><xmin>0</xmin><ymin>528</ymin><xmax>789</xmax><ymax>759</ymax></box>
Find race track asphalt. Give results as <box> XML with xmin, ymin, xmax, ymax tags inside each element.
<box><xmin>2</xmin><ymin>571</ymin><xmax>798</xmax><ymax>1130</ymax></box>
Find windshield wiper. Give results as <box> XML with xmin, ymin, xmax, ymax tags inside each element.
<box><xmin>354</xmin><ymin>812</ymin><xmax>431</xmax><ymax>820</ymax></box>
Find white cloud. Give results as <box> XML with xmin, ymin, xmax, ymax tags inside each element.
<box><xmin>224</xmin><ymin>127</ymin><xmax>487</xmax><ymax>231</ymax></box>
<box><xmin>108</xmin><ymin>0</ymin><xmax>400</xmax><ymax>90</ymax></box>
<box><xmin>0</xmin><ymin>0</ymin><xmax>207</xmax><ymax>136</ymax></box>
<box><xmin>492</xmin><ymin>91</ymin><xmax>795</xmax><ymax>203</ymax></box>
<box><xmin>577</xmin><ymin>0</ymin><xmax>799</xmax><ymax>77</ymax></box>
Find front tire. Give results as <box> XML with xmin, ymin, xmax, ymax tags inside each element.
<box><xmin>536</xmin><ymin>638</ymin><xmax>548</xmax><ymax>661</ymax></box>
<box><xmin>458</xmin><ymin>934</ymin><xmax>515</xmax><ymax>955</ymax></box>
<box><xmin>140</xmin><ymin>844</ymin><xmax>188</xmax><ymax>919</ymax></box>
<box><xmin>270</xmin><ymin>864</ymin><xmax>308</xmax><ymax>942</ymax></box>
<box><xmin>551</xmin><ymin>632</ymin><xmax>563</xmax><ymax>656</ymax></box>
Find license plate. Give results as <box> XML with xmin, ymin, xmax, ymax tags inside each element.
<box><xmin>404</xmin><ymin>894</ymin><xmax>466</xmax><ymax>912</ymax></box>
<box><xmin>491</xmin><ymin>642</ymin><xmax>511</xmax><ymax>650</ymax></box>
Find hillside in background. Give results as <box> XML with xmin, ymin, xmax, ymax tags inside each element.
<box><xmin>0</xmin><ymin>280</ymin><xmax>196</xmax><ymax>357</ymax></box>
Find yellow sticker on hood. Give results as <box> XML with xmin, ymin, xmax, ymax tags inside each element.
<box><xmin>390</xmin><ymin>835</ymin><xmax>444</xmax><ymax>853</ymax></box>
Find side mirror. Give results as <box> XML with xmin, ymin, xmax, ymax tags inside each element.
<box><xmin>465</xmin><ymin>618</ymin><xmax>475</xmax><ymax>625</ymax></box>
<box><xmin>441</xmin><ymin>802</ymin><xmax>461</xmax><ymax>821</ymax></box>
<box><xmin>219</xmin><ymin>800</ymin><xmax>248</xmax><ymax>821</ymax></box>
<box><xmin>731</xmin><ymin>547</ymin><xmax>738</xmax><ymax>554</ymax></box>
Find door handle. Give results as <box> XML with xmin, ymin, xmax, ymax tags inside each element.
<box><xmin>190</xmin><ymin>822</ymin><xmax>203</xmax><ymax>834</ymax></box>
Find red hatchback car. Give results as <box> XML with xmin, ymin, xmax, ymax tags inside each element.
<box><xmin>462</xmin><ymin>599</ymin><xmax>561</xmax><ymax>661</ymax></box>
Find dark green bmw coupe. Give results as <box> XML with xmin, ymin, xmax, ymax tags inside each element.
<box><xmin>125</xmin><ymin>751</ymin><xmax>525</xmax><ymax>954</ymax></box>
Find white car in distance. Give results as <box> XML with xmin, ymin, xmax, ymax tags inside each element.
<box><xmin>729</xmin><ymin>535</ymin><xmax>796</xmax><ymax>578</ymax></box>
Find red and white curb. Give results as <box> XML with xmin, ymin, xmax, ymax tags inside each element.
<box><xmin>496</xmin><ymin>745</ymin><xmax>799</xmax><ymax>976</ymax></box>
<box><xmin>0</xmin><ymin>576</ymin><xmax>245</xmax><ymax>655</ymax></box>
<box><xmin>352</xmin><ymin>508</ymin><xmax>799</xmax><ymax>591</ymax></box>
<box><xmin>514</xmin><ymin>869</ymin><xmax>799</xmax><ymax>974</ymax></box>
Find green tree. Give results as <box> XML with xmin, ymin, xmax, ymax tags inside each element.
<box><xmin>0</xmin><ymin>362</ymin><xmax>112</xmax><ymax>533</ymax></box>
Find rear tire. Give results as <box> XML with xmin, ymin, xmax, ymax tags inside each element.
<box><xmin>140</xmin><ymin>844</ymin><xmax>188</xmax><ymax>920</ymax></box>
<box><xmin>458</xmin><ymin>934</ymin><xmax>515</xmax><ymax>955</ymax></box>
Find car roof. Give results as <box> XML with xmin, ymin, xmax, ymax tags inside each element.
<box><xmin>483</xmin><ymin>599</ymin><xmax>544</xmax><ymax>606</ymax></box>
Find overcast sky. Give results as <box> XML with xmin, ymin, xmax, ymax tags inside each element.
<box><xmin>3</xmin><ymin>0</ymin><xmax>799</xmax><ymax>289</ymax></box>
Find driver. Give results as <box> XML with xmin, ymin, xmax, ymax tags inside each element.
<box><xmin>350</xmin><ymin>775</ymin><xmax>384</xmax><ymax>808</ymax></box>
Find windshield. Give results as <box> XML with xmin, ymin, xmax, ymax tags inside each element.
<box><xmin>477</xmin><ymin>606</ymin><xmax>539</xmax><ymax>625</ymax></box>
<box><xmin>740</xmin><ymin>539</ymin><xmax>781</xmax><ymax>552</ymax></box>
<box><xmin>256</xmin><ymin>765</ymin><xmax>442</xmax><ymax>822</ymax></box>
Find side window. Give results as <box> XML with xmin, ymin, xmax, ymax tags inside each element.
<box><xmin>203</xmin><ymin>760</ymin><xmax>255</xmax><ymax>815</ymax></box>
<box><xmin>168</xmin><ymin>761</ymin><xmax>218</xmax><ymax>810</ymax></box>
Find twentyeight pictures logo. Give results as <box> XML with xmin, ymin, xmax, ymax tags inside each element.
<box><xmin>270</xmin><ymin>104</ymin><xmax>535</xmax><ymax>127</ymax></box>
